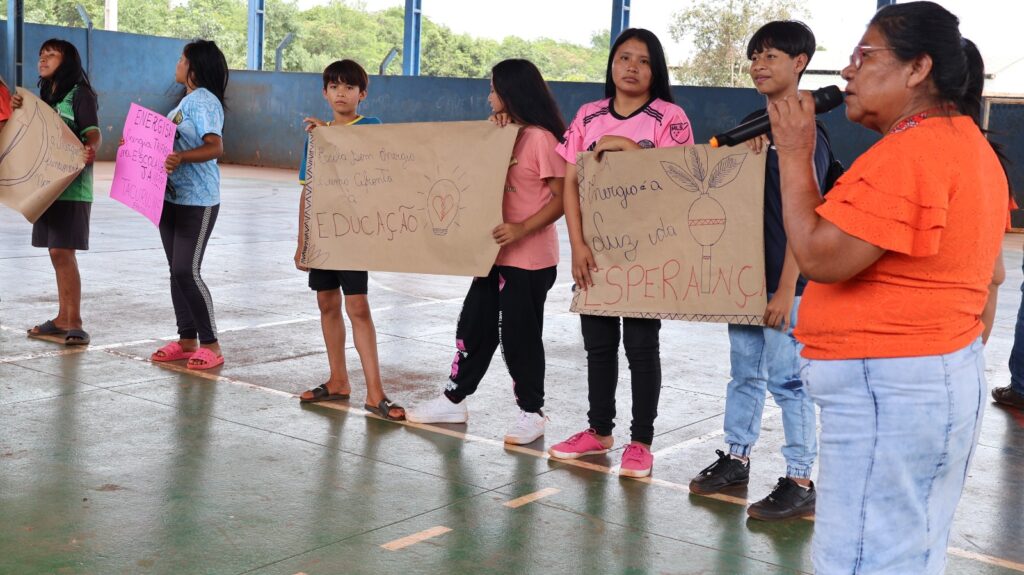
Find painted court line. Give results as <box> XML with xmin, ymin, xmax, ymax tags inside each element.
<box><xmin>381</xmin><ymin>526</ymin><xmax>452</xmax><ymax>551</ymax></box>
<box><xmin>102</xmin><ymin>348</ymin><xmax>296</xmax><ymax>398</ymax></box>
<box><xmin>1</xmin><ymin>347</ymin><xmax>88</xmax><ymax>364</ymax></box>
<box><xmin>650</xmin><ymin>429</ymin><xmax>726</xmax><ymax>459</ymax></box>
<box><xmin>948</xmin><ymin>547</ymin><xmax>1024</xmax><ymax>571</ymax></box>
<box><xmin>504</xmin><ymin>488</ymin><xmax>561</xmax><ymax>509</ymax></box>
<box><xmin>16</xmin><ymin>322</ymin><xmax>1021</xmax><ymax>572</ymax></box>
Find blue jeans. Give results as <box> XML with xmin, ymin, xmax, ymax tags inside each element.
<box><xmin>724</xmin><ymin>295</ymin><xmax>816</xmax><ymax>478</ymax></box>
<box><xmin>804</xmin><ymin>339</ymin><xmax>985</xmax><ymax>575</ymax></box>
<box><xmin>1007</xmin><ymin>265</ymin><xmax>1024</xmax><ymax>394</ymax></box>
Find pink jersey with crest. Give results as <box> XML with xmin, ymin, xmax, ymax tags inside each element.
<box><xmin>556</xmin><ymin>97</ymin><xmax>693</xmax><ymax>164</ymax></box>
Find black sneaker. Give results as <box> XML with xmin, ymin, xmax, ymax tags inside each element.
<box><xmin>992</xmin><ymin>385</ymin><xmax>1024</xmax><ymax>410</ymax></box>
<box><xmin>689</xmin><ymin>449</ymin><xmax>750</xmax><ymax>495</ymax></box>
<box><xmin>747</xmin><ymin>477</ymin><xmax>816</xmax><ymax>521</ymax></box>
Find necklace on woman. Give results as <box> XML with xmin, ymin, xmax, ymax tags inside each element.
<box><xmin>888</xmin><ymin>104</ymin><xmax>957</xmax><ymax>135</ymax></box>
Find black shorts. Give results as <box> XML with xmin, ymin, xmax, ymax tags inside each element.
<box><xmin>308</xmin><ymin>268</ymin><xmax>368</xmax><ymax>295</ymax></box>
<box><xmin>32</xmin><ymin>200</ymin><xmax>91</xmax><ymax>250</ymax></box>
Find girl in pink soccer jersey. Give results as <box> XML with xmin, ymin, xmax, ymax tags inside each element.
<box><xmin>406</xmin><ymin>59</ymin><xmax>567</xmax><ymax>445</ymax></box>
<box><xmin>548</xmin><ymin>28</ymin><xmax>693</xmax><ymax>478</ymax></box>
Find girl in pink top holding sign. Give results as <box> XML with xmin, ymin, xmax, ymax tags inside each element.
<box><xmin>548</xmin><ymin>29</ymin><xmax>693</xmax><ymax>478</ymax></box>
<box><xmin>406</xmin><ymin>60</ymin><xmax>567</xmax><ymax>445</ymax></box>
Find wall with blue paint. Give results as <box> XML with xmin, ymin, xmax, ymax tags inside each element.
<box><xmin>1</xmin><ymin>22</ymin><xmax>187</xmax><ymax>160</ymax></box>
<box><xmin>0</xmin><ymin>22</ymin><xmax>957</xmax><ymax>187</ymax></box>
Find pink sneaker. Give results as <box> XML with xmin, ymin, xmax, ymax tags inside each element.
<box><xmin>619</xmin><ymin>443</ymin><xmax>654</xmax><ymax>478</ymax></box>
<box><xmin>548</xmin><ymin>429</ymin><xmax>611</xmax><ymax>460</ymax></box>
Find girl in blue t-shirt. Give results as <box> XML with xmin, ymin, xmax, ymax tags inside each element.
<box><xmin>149</xmin><ymin>40</ymin><xmax>229</xmax><ymax>370</ymax></box>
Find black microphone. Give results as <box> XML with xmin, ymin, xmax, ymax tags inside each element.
<box><xmin>709</xmin><ymin>85</ymin><xmax>844</xmax><ymax>148</ymax></box>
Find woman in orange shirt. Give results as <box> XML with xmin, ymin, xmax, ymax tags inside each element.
<box><xmin>0</xmin><ymin>77</ymin><xmax>11</xmax><ymax>130</ymax></box>
<box><xmin>768</xmin><ymin>2</ymin><xmax>1008</xmax><ymax>574</ymax></box>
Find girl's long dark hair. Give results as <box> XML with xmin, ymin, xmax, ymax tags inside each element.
<box><xmin>37</xmin><ymin>38</ymin><xmax>96</xmax><ymax>106</ymax></box>
<box><xmin>491</xmin><ymin>59</ymin><xmax>566</xmax><ymax>141</ymax></box>
<box><xmin>182</xmin><ymin>40</ymin><xmax>229</xmax><ymax>106</ymax></box>
<box><xmin>872</xmin><ymin>1</ymin><xmax>1010</xmax><ymax>193</ymax></box>
<box><xmin>604</xmin><ymin>28</ymin><xmax>674</xmax><ymax>103</ymax></box>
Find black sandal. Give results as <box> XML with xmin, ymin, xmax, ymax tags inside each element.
<box><xmin>299</xmin><ymin>383</ymin><xmax>350</xmax><ymax>403</ymax></box>
<box><xmin>364</xmin><ymin>398</ymin><xmax>406</xmax><ymax>421</ymax></box>
<box><xmin>64</xmin><ymin>329</ymin><xmax>90</xmax><ymax>346</ymax></box>
<box><xmin>27</xmin><ymin>320</ymin><xmax>66</xmax><ymax>338</ymax></box>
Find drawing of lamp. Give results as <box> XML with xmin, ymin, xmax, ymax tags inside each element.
<box><xmin>662</xmin><ymin>147</ymin><xmax>746</xmax><ymax>294</ymax></box>
<box><xmin>427</xmin><ymin>178</ymin><xmax>460</xmax><ymax>235</ymax></box>
<box><xmin>688</xmin><ymin>196</ymin><xmax>726</xmax><ymax>293</ymax></box>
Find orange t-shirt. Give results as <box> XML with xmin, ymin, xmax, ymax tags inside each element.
<box><xmin>0</xmin><ymin>83</ymin><xmax>11</xmax><ymax>122</ymax></box>
<box><xmin>795</xmin><ymin>116</ymin><xmax>1007</xmax><ymax>360</ymax></box>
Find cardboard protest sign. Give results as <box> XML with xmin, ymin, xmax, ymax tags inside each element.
<box><xmin>0</xmin><ymin>88</ymin><xmax>85</xmax><ymax>223</ymax></box>
<box><xmin>110</xmin><ymin>103</ymin><xmax>175</xmax><ymax>226</ymax></box>
<box><xmin>570</xmin><ymin>145</ymin><xmax>768</xmax><ymax>324</ymax></box>
<box><xmin>299</xmin><ymin>121</ymin><xmax>519</xmax><ymax>276</ymax></box>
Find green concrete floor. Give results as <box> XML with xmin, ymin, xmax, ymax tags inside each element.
<box><xmin>1</xmin><ymin>163</ymin><xmax>1022</xmax><ymax>575</ymax></box>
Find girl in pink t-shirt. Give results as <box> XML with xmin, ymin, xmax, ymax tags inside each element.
<box><xmin>406</xmin><ymin>60</ymin><xmax>567</xmax><ymax>445</ymax></box>
<box><xmin>548</xmin><ymin>29</ymin><xmax>694</xmax><ymax>478</ymax></box>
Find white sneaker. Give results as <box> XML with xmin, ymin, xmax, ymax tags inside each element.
<box><xmin>504</xmin><ymin>410</ymin><xmax>546</xmax><ymax>445</ymax></box>
<box><xmin>406</xmin><ymin>395</ymin><xmax>469</xmax><ymax>424</ymax></box>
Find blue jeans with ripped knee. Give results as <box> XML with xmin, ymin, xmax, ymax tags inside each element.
<box><xmin>804</xmin><ymin>338</ymin><xmax>986</xmax><ymax>575</ymax></box>
<box><xmin>724</xmin><ymin>295</ymin><xmax>817</xmax><ymax>478</ymax></box>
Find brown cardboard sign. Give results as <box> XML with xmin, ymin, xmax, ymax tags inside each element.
<box><xmin>0</xmin><ymin>89</ymin><xmax>86</xmax><ymax>223</ymax></box>
<box><xmin>570</xmin><ymin>145</ymin><xmax>768</xmax><ymax>324</ymax></box>
<box><xmin>299</xmin><ymin>121</ymin><xmax>519</xmax><ymax>277</ymax></box>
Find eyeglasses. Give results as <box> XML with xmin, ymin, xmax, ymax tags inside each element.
<box><xmin>849</xmin><ymin>45</ymin><xmax>895</xmax><ymax>69</ymax></box>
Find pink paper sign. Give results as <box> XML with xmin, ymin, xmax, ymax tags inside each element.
<box><xmin>110</xmin><ymin>103</ymin><xmax>176</xmax><ymax>226</ymax></box>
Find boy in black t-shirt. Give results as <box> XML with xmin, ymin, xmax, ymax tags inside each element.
<box><xmin>689</xmin><ymin>21</ymin><xmax>831</xmax><ymax>520</ymax></box>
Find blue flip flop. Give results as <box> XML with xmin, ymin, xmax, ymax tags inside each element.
<box><xmin>27</xmin><ymin>320</ymin><xmax>66</xmax><ymax>338</ymax></box>
<box><xmin>64</xmin><ymin>329</ymin><xmax>90</xmax><ymax>346</ymax></box>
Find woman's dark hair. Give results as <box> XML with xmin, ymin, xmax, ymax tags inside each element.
<box><xmin>605</xmin><ymin>28</ymin><xmax>674</xmax><ymax>103</ymax></box>
<box><xmin>37</xmin><ymin>38</ymin><xmax>96</xmax><ymax>106</ymax></box>
<box><xmin>872</xmin><ymin>1</ymin><xmax>1009</xmax><ymax>191</ymax></box>
<box><xmin>491</xmin><ymin>59</ymin><xmax>566</xmax><ymax>141</ymax></box>
<box><xmin>182</xmin><ymin>39</ymin><xmax>229</xmax><ymax>106</ymax></box>
<box><xmin>746</xmin><ymin>20</ymin><xmax>817</xmax><ymax>79</ymax></box>
<box><xmin>870</xmin><ymin>2</ymin><xmax>981</xmax><ymax>123</ymax></box>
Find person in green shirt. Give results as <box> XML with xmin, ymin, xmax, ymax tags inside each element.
<box><xmin>18</xmin><ymin>39</ymin><xmax>100</xmax><ymax>345</ymax></box>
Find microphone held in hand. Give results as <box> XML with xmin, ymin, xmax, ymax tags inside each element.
<box><xmin>709</xmin><ymin>86</ymin><xmax>844</xmax><ymax>148</ymax></box>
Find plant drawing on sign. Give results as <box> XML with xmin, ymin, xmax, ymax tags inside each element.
<box><xmin>661</xmin><ymin>147</ymin><xmax>747</xmax><ymax>293</ymax></box>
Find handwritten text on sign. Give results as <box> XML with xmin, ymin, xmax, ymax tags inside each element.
<box><xmin>110</xmin><ymin>103</ymin><xmax>176</xmax><ymax>226</ymax></box>
<box><xmin>570</xmin><ymin>145</ymin><xmax>768</xmax><ymax>324</ymax></box>
<box><xmin>300</xmin><ymin>121</ymin><xmax>519</xmax><ymax>276</ymax></box>
<box><xmin>0</xmin><ymin>88</ymin><xmax>85</xmax><ymax>223</ymax></box>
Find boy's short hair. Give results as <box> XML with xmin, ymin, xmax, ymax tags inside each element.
<box><xmin>746</xmin><ymin>20</ymin><xmax>816</xmax><ymax>72</ymax></box>
<box><xmin>322</xmin><ymin>59</ymin><xmax>369</xmax><ymax>91</ymax></box>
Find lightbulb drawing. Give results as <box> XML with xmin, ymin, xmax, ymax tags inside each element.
<box><xmin>426</xmin><ymin>178</ymin><xmax>461</xmax><ymax>235</ymax></box>
<box><xmin>0</xmin><ymin>95</ymin><xmax>46</xmax><ymax>185</ymax></box>
<box><xmin>661</xmin><ymin>147</ymin><xmax>746</xmax><ymax>293</ymax></box>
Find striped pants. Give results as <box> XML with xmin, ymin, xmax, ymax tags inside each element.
<box><xmin>159</xmin><ymin>201</ymin><xmax>220</xmax><ymax>344</ymax></box>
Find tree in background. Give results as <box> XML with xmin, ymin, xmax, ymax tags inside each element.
<box><xmin>670</xmin><ymin>0</ymin><xmax>804</xmax><ymax>87</ymax></box>
<box><xmin>13</xmin><ymin>0</ymin><xmax>610</xmax><ymax>82</ymax></box>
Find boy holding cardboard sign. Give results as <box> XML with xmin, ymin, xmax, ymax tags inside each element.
<box><xmin>293</xmin><ymin>60</ymin><xmax>405</xmax><ymax>421</ymax></box>
<box><xmin>688</xmin><ymin>21</ymin><xmax>832</xmax><ymax>520</ymax></box>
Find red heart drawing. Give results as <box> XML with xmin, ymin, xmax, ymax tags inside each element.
<box><xmin>432</xmin><ymin>194</ymin><xmax>454</xmax><ymax>221</ymax></box>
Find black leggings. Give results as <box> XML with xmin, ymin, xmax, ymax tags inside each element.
<box><xmin>582</xmin><ymin>315</ymin><xmax>662</xmax><ymax>445</ymax></box>
<box><xmin>159</xmin><ymin>201</ymin><xmax>219</xmax><ymax>344</ymax></box>
<box><xmin>444</xmin><ymin>265</ymin><xmax>556</xmax><ymax>413</ymax></box>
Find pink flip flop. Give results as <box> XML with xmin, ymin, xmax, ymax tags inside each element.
<box><xmin>187</xmin><ymin>347</ymin><xmax>224</xmax><ymax>370</ymax></box>
<box><xmin>151</xmin><ymin>342</ymin><xmax>192</xmax><ymax>362</ymax></box>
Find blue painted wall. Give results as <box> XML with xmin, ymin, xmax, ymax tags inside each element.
<box><xmin>1</xmin><ymin>23</ymin><xmax>187</xmax><ymax>160</ymax></box>
<box><xmin>0</xmin><ymin>22</ymin><xmax>902</xmax><ymax>179</ymax></box>
<box><xmin>223</xmin><ymin>71</ymin><xmax>879</xmax><ymax>171</ymax></box>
